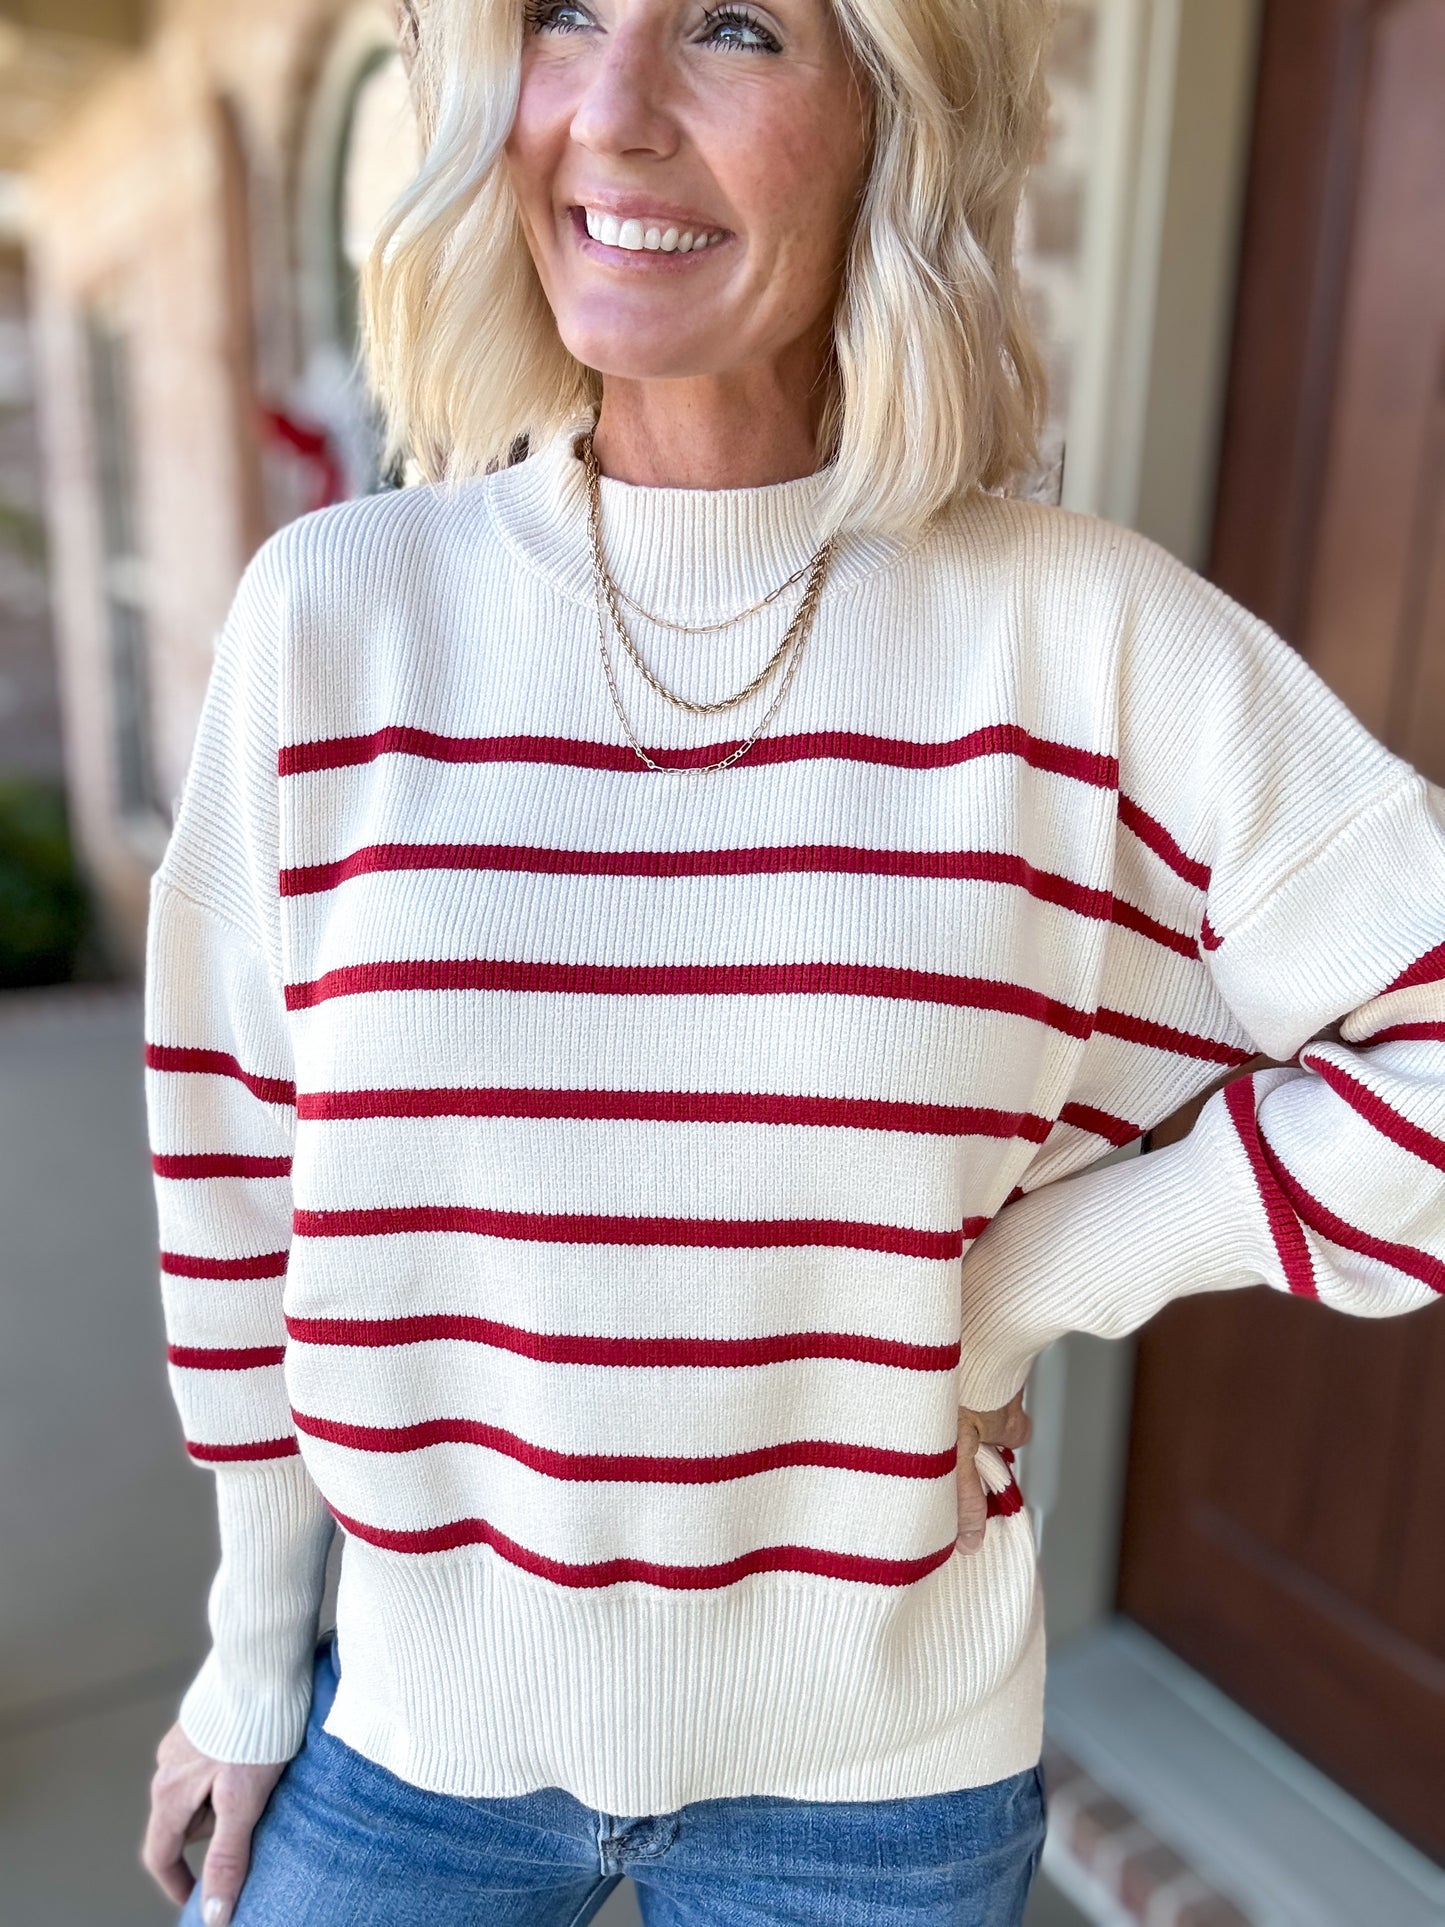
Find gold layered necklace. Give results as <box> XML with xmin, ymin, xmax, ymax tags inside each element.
<box><xmin>580</xmin><ymin>431</ymin><xmax>837</xmax><ymax>774</ymax></box>
<box><xmin>611</xmin><ymin>551</ymin><xmax>819</xmax><ymax>636</ymax></box>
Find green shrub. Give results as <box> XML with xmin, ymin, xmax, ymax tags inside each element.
<box><xmin>0</xmin><ymin>779</ymin><xmax>90</xmax><ymax>990</ymax></box>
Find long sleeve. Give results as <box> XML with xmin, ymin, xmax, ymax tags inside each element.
<box><xmin>143</xmin><ymin>536</ymin><xmax>334</xmax><ymax>1763</ymax></box>
<box><xmin>955</xmin><ymin>536</ymin><xmax>1445</xmax><ymax>1412</ymax></box>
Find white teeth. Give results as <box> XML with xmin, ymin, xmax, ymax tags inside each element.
<box><xmin>582</xmin><ymin>210</ymin><xmax>721</xmax><ymax>254</ymax></box>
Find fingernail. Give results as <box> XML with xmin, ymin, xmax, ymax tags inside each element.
<box><xmin>961</xmin><ymin>1529</ymin><xmax>985</xmax><ymax>1552</ymax></box>
<box><xmin>203</xmin><ymin>1899</ymin><xmax>231</xmax><ymax>1926</ymax></box>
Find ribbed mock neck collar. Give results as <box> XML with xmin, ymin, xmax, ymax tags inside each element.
<box><xmin>484</xmin><ymin>415</ymin><xmax>909</xmax><ymax>623</ymax></box>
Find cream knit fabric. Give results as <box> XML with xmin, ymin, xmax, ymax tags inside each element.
<box><xmin>144</xmin><ymin>420</ymin><xmax>1445</xmax><ymax>1811</ymax></box>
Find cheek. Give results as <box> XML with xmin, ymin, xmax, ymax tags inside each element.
<box><xmin>504</xmin><ymin>72</ymin><xmax>568</xmax><ymax>222</ymax></box>
<box><xmin>730</xmin><ymin>116</ymin><xmax>864</xmax><ymax>300</ymax></box>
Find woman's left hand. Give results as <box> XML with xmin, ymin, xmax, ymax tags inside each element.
<box><xmin>956</xmin><ymin>1392</ymin><xmax>1030</xmax><ymax>1551</ymax></box>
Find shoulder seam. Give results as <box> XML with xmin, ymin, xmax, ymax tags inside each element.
<box><xmin>151</xmin><ymin>872</ymin><xmax>285</xmax><ymax>993</ymax></box>
<box><xmin>1206</xmin><ymin>771</ymin><xmax>1422</xmax><ymax>952</ymax></box>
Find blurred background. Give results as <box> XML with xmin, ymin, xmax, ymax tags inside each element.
<box><xmin>0</xmin><ymin>1</ymin><xmax>1442</xmax><ymax>1922</ymax></box>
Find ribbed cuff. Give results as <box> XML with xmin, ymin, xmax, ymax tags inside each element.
<box><xmin>956</xmin><ymin>1100</ymin><xmax>1265</xmax><ymax>1411</ymax></box>
<box><xmin>177</xmin><ymin>1454</ymin><xmax>336</xmax><ymax>1764</ymax></box>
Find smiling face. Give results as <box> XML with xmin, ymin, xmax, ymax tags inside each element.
<box><xmin>504</xmin><ymin>0</ymin><xmax>871</xmax><ymax>392</ymax></box>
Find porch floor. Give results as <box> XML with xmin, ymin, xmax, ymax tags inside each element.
<box><xmin>1044</xmin><ymin>1618</ymin><xmax>1445</xmax><ymax>1926</ymax></box>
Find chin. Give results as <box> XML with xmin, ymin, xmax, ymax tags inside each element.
<box><xmin>556</xmin><ymin>309</ymin><xmax>731</xmax><ymax>385</ymax></box>
<box><xmin>565</xmin><ymin>340</ymin><xmax>725</xmax><ymax>383</ymax></box>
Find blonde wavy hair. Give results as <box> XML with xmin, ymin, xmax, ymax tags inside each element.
<box><xmin>363</xmin><ymin>0</ymin><xmax>1056</xmax><ymax>542</ymax></box>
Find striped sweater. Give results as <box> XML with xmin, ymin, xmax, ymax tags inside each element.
<box><xmin>144</xmin><ymin>418</ymin><xmax>1445</xmax><ymax>1811</ymax></box>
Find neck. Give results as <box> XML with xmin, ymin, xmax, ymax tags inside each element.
<box><xmin>590</xmin><ymin>326</ymin><xmax>834</xmax><ymax>491</ymax></box>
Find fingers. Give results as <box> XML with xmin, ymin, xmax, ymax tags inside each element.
<box><xmin>142</xmin><ymin>1753</ymin><xmax>207</xmax><ymax>1908</ymax></box>
<box><xmin>956</xmin><ymin>1392</ymin><xmax>1030</xmax><ymax>1554</ymax></box>
<box><xmin>185</xmin><ymin>1799</ymin><xmax>218</xmax><ymax>1847</ymax></box>
<box><xmin>965</xmin><ymin>1389</ymin><xmax>1031</xmax><ymax>1452</ymax></box>
<box><xmin>195</xmin><ymin>1768</ymin><xmax>276</xmax><ymax>1926</ymax></box>
<box><xmin>956</xmin><ymin>1413</ymin><xmax>988</xmax><ymax>1553</ymax></box>
<box><xmin>141</xmin><ymin>1723</ymin><xmax>286</xmax><ymax>1924</ymax></box>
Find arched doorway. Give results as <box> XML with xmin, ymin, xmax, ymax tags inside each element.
<box><xmin>287</xmin><ymin>2</ymin><xmax>422</xmax><ymax>504</ymax></box>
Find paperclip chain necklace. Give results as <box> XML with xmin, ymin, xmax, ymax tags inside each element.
<box><xmin>581</xmin><ymin>432</ymin><xmax>837</xmax><ymax>774</ymax></box>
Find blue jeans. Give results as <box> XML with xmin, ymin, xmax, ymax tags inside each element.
<box><xmin>181</xmin><ymin>1633</ymin><xmax>1046</xmax><ymax>1925</ymax></box>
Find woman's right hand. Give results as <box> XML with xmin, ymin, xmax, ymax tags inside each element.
<box><xmin>142</xmin><ymin>1719</ymin><xmax>287</xmax><ymax>1925</ymax></box>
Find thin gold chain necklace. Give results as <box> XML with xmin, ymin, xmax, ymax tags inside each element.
<box><xmin>612</xmin><ymin>550</ymin><xmax>818</xmax><ymax>635</ymax></box>
<box><xmin>581</xmin><ymin>434</ymin><xmax>824</xmax><ymax>637</ymax></box>
<box><xmin>580</xmin><ymin>433</ymin><xmax>836</xmax><ymax>773</ymax></box>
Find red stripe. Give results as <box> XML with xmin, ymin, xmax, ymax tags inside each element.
<box><xmin>1364</xmin><ymin>1022</ymin><xmax>1445</xmax><ymax>1047</ymax></box>
<box><xmin>152</xmin><ymin>1153</ymin><xmax>292</xmax><ymax>1179</ymax></box>
<box><xmin>292</xmin><ymin>1408</ymin><xmax>958</xmax><ymax>1480</ymax></box>
<box><xmin>1386</xmin><ymin>939</ymin><xmax>1445</xmax><ymax>994</ymax></box>
<box><xmin>160</xmin><ymin>1249</ymin><xmax>289</xmax><ymax>1280</ymax></box>
<box><xmin>1108</xmin><ymin>898</ymin><xmax>1201</xmax><ymax>959</ymax></box>
<box><xmin>1305</xmin><ymin>1054</ymin><xmax>1445</xmax><ymax>1175</ymax></box>
<box><xmin>185</xmin><ymin>1436</ymin><xmax>299</xmax><ymax>1463</ymax></box>
<box><xmin>145</xmin><ymin>1044</ymin><xmax>296</xmax><ymax>1108</ymax></box>
<box><xmin>1117</xmin><ymin>796</ymin><xmax>1211</xmax><ymax>891</ymax></box>
<box><xmin>323</xmin><ymin>1501</ymin><xmax>1015</xmax><ymax>1581</ymax></box>
<box><xmin>280</xmin><ymin>842</ymin><xmax>1111</xmax><ymax>895</ymax></box>
<box><xmin>1200</xmin><ymin>914</ymin><xmax>1223</xmax><ymax>953</ymax></box>
<box><xmin>169</xmin><ymin>1344</ymin><xmax>287</xmax><ymax>1370</ymax></box>
<box><xmin>283</xmin><ymin>957</ymin><xmax>1097</xmax><ymax>1029</ymax></box>
<box><xmin>1261</xmin><ymin>1141</ymin><xmax>1445</xmax><ymax>1297</ymax></box>
<box><xmin>284</xmin><ymin>1311</ymin><xmax>961</xmax><ymax>1372</ymax></box>
<box><xmin>282</xmin><ymin>956</ymin><xmax>1243</xmax><ymax>1066</ymax></box>
<box><xmin>989</xmin><ymin>1481</ymin><xmax>1024</xmax><ymax>1520</ymax></box>
<box><xmin>1057</xmin><ymin>1101</ymin><xmax>1143</xmax><ymax>1145</ymax></box>
<box><xmin>298</xmin><ymin>1085</ymin><xmax>1139</xmax><ymax>1147</ymax></box>
<box><xmin>278</xmin><ymin>723</ymin><xmax>1120</xmax><ymax>787</ymax></box>
<box><xmin>291</xmin><ymin>1204</ymin><xmax>977</xmax><ymax>1261</ymax></box>
<box><xmin>280</xmin><ymin>841</ymin><xmax>1198</xmax><ymax>962</ymax></box>
<box><xmin>1094</xmin><ymin>1008</ymin><xmax>1251</xmax><ymax>1066</ymax></box>
<box><xmin>296</xmin><ymin>1083</ymin><xmax>1056</xmax><ymax>1142</ymax></box>
<box><xmin>1224</xmin><ymin>1077</ymin><xmax>1317</xmax><ymax>1297</ymax></box>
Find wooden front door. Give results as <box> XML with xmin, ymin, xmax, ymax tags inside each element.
<box><xmin>1117</xmin><ymin>0</ymin><xmax>1445</xmax><ymax>1862</ymax></box>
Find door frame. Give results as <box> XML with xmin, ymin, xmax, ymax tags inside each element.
<box><xmin>1026</xmin><ymin>0</ymin><xmax>1263</xmax><ymax>1645</ymax></box>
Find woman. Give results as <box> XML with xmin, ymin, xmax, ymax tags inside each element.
<box><xmin>141</xmin><ymin>0</ymin><xmax>1445</xmax><ymax>1921</ymax></box>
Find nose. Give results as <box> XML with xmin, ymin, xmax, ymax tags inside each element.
<box><xmin>568</xmin><ymin>20</ymin><xmax>680</xmax><ymax>160</ymax></box>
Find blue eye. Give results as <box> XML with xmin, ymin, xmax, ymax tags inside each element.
<box><xmin>526</xmin><ymin>1</ymin><xmax>591</xmax><ymax>33</ymax></box>
<box><xmin>700</xmin><ymin>6</ymin><xmax>782</xmax><ymax>53</ymax></box>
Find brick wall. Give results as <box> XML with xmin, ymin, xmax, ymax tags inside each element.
<box><xmin>26</xmin><ymin>0</ymin><xmax>1101</xmax><ymax>965</ymax></box>
<box><xmin>27</xmin><ymin>0</ymin><xmax>357</xmax><ymax>964</ymax></box>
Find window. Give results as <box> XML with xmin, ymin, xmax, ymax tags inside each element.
<box><xmin>84</xmin><ymin>308</ymin><xmax>164</xmax><ymax>826</ymax></box>
<box><xmin>335</xmin><ymin>44</ymin><xmax>420</xmax><ymax>358</ymax></box>
<box><xmin>293</xmin><ymin>9</ymin><xmax>423</xmax><ymax>499</ymax></box>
